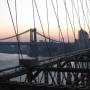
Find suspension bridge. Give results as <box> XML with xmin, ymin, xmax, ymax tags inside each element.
<box><xmin>0</xmin><ymin>0</ymin><xmax>90</xmax><ymax>90</ymax></box>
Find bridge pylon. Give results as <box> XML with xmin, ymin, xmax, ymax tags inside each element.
<box><xmin>30</xmin><ymin>28</ymin><xmax>37</xmax><ymax>42</ymax></box>
<box><xmin>28</xmin><ymin>28</ymin><xmax>38</xmax><ymax>57</ymax></box>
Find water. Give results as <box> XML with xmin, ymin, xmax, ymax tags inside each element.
<box><xmin>0</xmin><ymin>53</ymin><xmax>50</xmax><ymax>70</ymax></box>
<box><xmin>0</xmin><ymin>53</ymin><xmax>87</xmax><ymax>85</ymax></box>
<box><xmin>0</xmin><ymin>53</ymin><xmax>30</xmax><ymax>81</ymax></box>
<box><xmin>0</xmin><ymin>53</ymin><xmax>50</xmax><ymax>82</ymax></box>
<box><xmin>0</xmin><ymin>53</ymin><xmax>76</xmax><ymax>84</ymax></box>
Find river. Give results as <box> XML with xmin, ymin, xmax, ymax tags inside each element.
<box><xmin>0</xmin><ymin>53</ymin><xmax>49</xmax><ymax>69</ymax></box>
<box><xmin>0</xmin><ymin>53</ymin><xmax>31</xmax><ymax>69</ymax></box>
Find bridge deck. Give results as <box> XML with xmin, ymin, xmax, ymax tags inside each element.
<box><xmin>0</xmin><ymin>48</ymin><xmax>90</xmax><ymax>80</ymax></box>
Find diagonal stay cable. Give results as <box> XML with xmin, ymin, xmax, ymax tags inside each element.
<box><xmin>56</xmin><ymin>0</ymin><xmax>61</xmax><ymax>42</ymax></box>
<box><xmin>85</xmin><ymin>0</ymin><xmax>90</xmax><ymax>30</ymax></box>
<box><xmin>56</xmin><ymin>0</ymin><xmax>64</xmax><ymax>54</ymax></box>
<box><xmin>63</xmin><ymin>0</ymin><xmax>76</xmax><ymax>41</ymax></box>
<box><xmin>51</xmin><ymin>0</ymin><xmax>66</xmax><ymax>54</ymax></box>
<box><xmin>82</xmin><ymin>0</ymin><xmax>85</xmax><ymax>30</ymax></box>
<box><xmin>79</xmin><ymin>0</ymin><xmax>89</xmax><ymax>48</ymax></box>
<box><xmin>71</xmin><ymin>0</ymin><xmax>88</xmax><ymax>49</ymax></box>
<box><xmin>32</xmin><ymin>0</ymin><xmax>35</xmax><ymax>28</ymax></box>
<box><xmin>71</xmin><ymin>0</ymin><xmax>82</xmax><ymax>29</ymax></box>
<box><xmin>72</xmin><ymin>0</ymin><xmax>87</xmax><ymax>49</ymax></box>
<box><xmin>15</xmin><ymin>0</ymin><xmax>23</xmax><ymax>81</ymax></box>
<box><xmin>64</xmin><ymin>0</ymin><xmax>83</xmax><ymax>52</ymax></box>
<box><xmin>80</xmin><ymin>0</ymin><xmax>90</xmax><ymax>36</ymax></box>
<box><xmin>7</xmin><ymin>0</ymin><xmax>23</xmax><ymax>58</ymax></box>
<box><xmin>15</xmin><ymin>0</ymin><xmax>18</xmax><ymax>34</ymax></box>
<box><xmin>15</xmin><ymin>0</ymin><xmax>23</xmax><ymax>59</ymax></box>
<box><xmin>45</xmin><ymin>0</ymin><xmax>52</xmax><ymax>55</ymax></box>
<box><xmin>7</xmin><ymin>0</ymin><xmax>16</xmax><ymax>35</ymax></box>
<box><xmin>85</xmin><ymin>0</ymin><xmax>90</xmax><ymax>26</ymax></box>
<box><xmin>33</xmin><ymin>0</ymin><xmax>52</xmax><ymax>57</ymax></box>
<box><xmin>65</xmin><ymin>2</ymin><xmax>69</xmax><ymax>43</ymax></box>
<box><xmin>46</xmin><ymin>0</ymin><xmax>50</xmax><ymax>42</ymax></box>
<box><xmin>51</xmin><ymin>0</ymin><xmax>64</xmax><ymax>43</ymax></box>
<box><xmin>72</xmin><ymin>0</ymin><xmax>75</xmax><ymax>39</ymax></box>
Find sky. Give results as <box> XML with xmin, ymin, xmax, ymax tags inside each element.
<box><xmin>0</xmin><ymin>0</ymin><xmax>90</xmax><ymax>42</ymax></box>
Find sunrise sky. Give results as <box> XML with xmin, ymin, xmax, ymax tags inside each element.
<box><xmin>0</xmin><ymin>0</ymin><xmax>90</xmax><ymax>42</ymax></box>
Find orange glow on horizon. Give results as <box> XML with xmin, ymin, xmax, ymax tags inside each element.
<box><xmin>0</xmin><ymin>24</ymin><xmax>89</xmax><ymax>42</ymax></box>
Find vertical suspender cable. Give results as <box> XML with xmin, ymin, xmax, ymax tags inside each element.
<box><xmin>15</xmin><ymin>0</ymin><xmax>18</xmax><ymax>34</ymax></box>
<box><xmin>82</xmin><ymin>0</ymin><xmax>85</xmax><ymax>30</ymax></box>
<box><xmin>46</xmin><ymin>0</ymin><xmax>50</xmax><ymax>42</ymax></box>
<box><xmin>56</xmin><ymin>0</ymin><xmax>60</xmax><ymax>42</ymax></box>
<box><xmin>7</xmin><ymin>0</ymin><xmax>16</xmax><ymax>34</ymax></box>
<box><xmin>34</xmin><ymin>0</ymin><xmax>51</xmax><ymax>57</ymax></box>
<box><xmin>51</xmin><ymin>0</ymin><xmax>65</xmax><ymax>54</ymax></box>
<box><xmin>32</xmin><ymin>0</ymin><xmax>35</xmax><ymax>28</ymax></box>
<box><xmin>7</xmin><ymin>0</ymin><xmax>23</xmax><ymax>59</ymax></box>
<box><xmin>77</xmin><ymin>0</ymin><xmax>81</xmax><ymax>28</ymax></box>
<box><xmin>51</xmin><ymin>0</ymin><xmax>65</xmax><ymax>55</ymax></box>
<box><xmin>71</xmin><ymin>0</ymin><xmax>82</xmax><ymax>29</ymax></box>
<box><xmin>65</xmin><ymin>3</ymin><xmax>69</xmax><ymax>43</ymax></box>
<box><xmin>85</xmin><ymin>0</ymin><xmax>90</xmax><ymax>25</ymax></box>
<box><xmin>80</xmin><ymin>0</ymin><xmax>90</xmax><ymax>36</ymax></box>
<box><xmin>46</xmin><ymin>0</ymin><xmax>52</xmax><ymax>56</ymax></box>
<box><xmin>32</xmin><ymin>0</ymin><xmax>38</xmax><ymax>59</ymax></box>
<box><xmin>80</xmin><ymin>0</ymin><xmax>89</xmax><ymax>48</ymax></box>
<box><xmin>72</xmin><ymin>0</ymin><xmax>75</xmax><ymax>39</ymax></box>
<box><xmin>56</xmin><ymin>0</ymin><xmax>64</xmax><ymax>55</ymax></box>
<box><xmin>85</xmin><ymin>0</ymin><xmax>90</xmax><ymax>37</ymax></box>
<box><xmin>63</xmin><ymin>0</ymin><xmax>76</xmax><ymax>41</ymax></box>
<box><xmin>72</xmin><ymin>0</ymin><xmax>87</xmax><ymax>49</ymax></box>
<box><xmin>15</xmin><ymin>0</ymin><xmax>22</xmax><ymax>81</ymax></box>
<box><xmin>15</xmin><ymin>0</ymin><xmax>23</xmax><ymax>59</ymax></box>
<box><xmin>51</xmin><ymin>0</ymin><xmax>64</xmax><ymax>43</ymax></box>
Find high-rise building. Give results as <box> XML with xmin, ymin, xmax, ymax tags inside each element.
<box><xmin>79</xmin><ymin>28</ymin><xmax>89</xmax><ymax>41</ymax></box>
<box><xmin>78</xmin><ymin>28</ymin><xmax>89</xmax><ymax>49</ymax></box>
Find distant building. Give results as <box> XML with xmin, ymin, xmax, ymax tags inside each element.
<box><xmin>78</xmin><ymin>28</ymin><xmax>89</xmax><ymax>49</ymax></box>
<box><xmin>79</xmin><ymin>28</ymin><xmax>89</xmax><ymax>41</ymax></box>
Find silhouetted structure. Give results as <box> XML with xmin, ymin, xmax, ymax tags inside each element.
<box><xmin>30</xmin><ymin>28</ymin><xmax>37</xmax><ymax>42</ymax></box>
<box><xmin>29</xmin><ymin>28</ymin><xmax>38</xmax><ymax>57</ymax></box>
<box><xmin>78</xmin><ymin>28</ymin><xmax>90</xmax><ymax>49</ymax></box>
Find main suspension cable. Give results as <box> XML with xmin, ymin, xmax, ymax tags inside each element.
<box><xmin>0</xmin><ymin>29</ymin><xmax>30</xmax><ymax>41</ymax></box>
<box><xmin>0</xmin><ymin>29</ymin><xmax>59</xmax><ymax>43</ymax></box>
